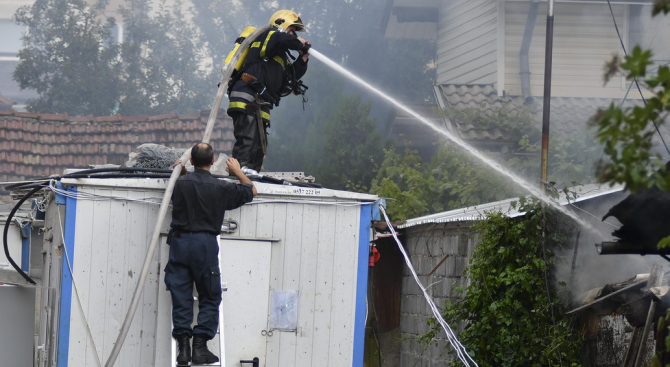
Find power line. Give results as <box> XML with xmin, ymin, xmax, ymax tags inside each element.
<box><xmin>605</xmin><ymin>0</ymin><xmax>670</xmax><ymax>156</ymax></box>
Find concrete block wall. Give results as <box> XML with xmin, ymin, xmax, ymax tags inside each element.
<box><xmin>399</xmin><ymin>222</ymin><xmax>477</xmax><ymax>367</ymax></box>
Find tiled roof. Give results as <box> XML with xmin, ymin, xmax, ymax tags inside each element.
<box><xmin>0</xmin><ymin>109</ymin><xmax>235</xmax><ymax>184</ymax></box>
<box><xmin>436</xmin><ymin>84</ymin><xmax>641</xmax><ymax>140</ymax></box>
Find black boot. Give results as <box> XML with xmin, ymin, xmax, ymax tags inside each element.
<box><xmin>176</xmin><ymin>335</ymin><xmax>191</xmax><ymax>366</ymax></box>
<box><xmin>192</xmin><ymin>335</ymin><xmax>219</xmax><ymax>364</ymax></box>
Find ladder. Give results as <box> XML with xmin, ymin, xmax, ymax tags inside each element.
<box><xmin>169</xmin><ymin>238</ymin><xmax>262</xmax><ymax>367</ymax></box>
<box><xmin>170</xmin><ymin>237</ymin><xmax>227</xmax><ymax>367</ymax></box>
<box><xmin>170</xmin><ymin>292</ymin><xmax>227</xmax><ymax>366</ymax></box>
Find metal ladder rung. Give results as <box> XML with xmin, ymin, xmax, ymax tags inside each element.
<box><xmin>171</xmin><ymin>294</ymin><xmax>225</xmax><ymax>367</ymax></box>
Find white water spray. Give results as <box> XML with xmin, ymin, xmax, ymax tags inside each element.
<box><xmin>309</xmin><ymin>49</ymin><xmax>600</xmax><ymax>233</ymax></box>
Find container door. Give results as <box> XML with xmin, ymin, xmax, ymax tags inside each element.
<box><xmin>218</xmin><ymin>239</ymin><xmax>272</xmax><ymax>367</ymax></box>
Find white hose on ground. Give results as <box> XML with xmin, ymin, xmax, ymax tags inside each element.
<box><xmin>103</xmin><ymin>24</ymin><xmax>273</xmax><ymax>367</ymax></box>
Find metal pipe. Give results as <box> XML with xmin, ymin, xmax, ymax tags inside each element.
<box><xmin>540</xmin><ymin>0</ymin><xmax>555</xmax><ymax>191</ymax></box>
<box><xmin>596</xmin><ymin>241</ymin><xmax>670</xmax><ymax>255</ymax></box>
<box><xmin>104</xmin><ymin>24</ymin><xmax>273</xmax><ymax>367</ymax></box>
<box><xmin>520</xmin><ymin>0</ymin><xmax>539</xmax><ymax>104</ymax></box>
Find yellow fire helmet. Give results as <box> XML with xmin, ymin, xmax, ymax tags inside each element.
<box><xmin>269</xmin><ymin>9</ymin><xmax>306</xmax><ymax>32</ymax></box>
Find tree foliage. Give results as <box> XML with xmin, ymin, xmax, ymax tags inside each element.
<box><xmin>419</xmin><ymin>198</ymin><xmax>583</xmax><ymax>367</ymax></box>
<box><xmin>593</xmin><ymin>3</ymin><xmax>670</xmax><ymax>193</ymax></box>
<box><xmin>13</xmin><ymin>0</ymin><xmax>211</xmax><ymax>116</ymax></box>
<box><xmin>313</xmin><ymin>94</ymin><xmax>386</xmax><ymax>192</ymax></box>
<box><xmin>14</xmin><ymin>0</ymin><xmax>122</xmax><ymax>116</ymax></box>
<box><xmin>116</xmin><ymin>0</ymin><xmax>212</xmax><ymax>115</ymax></box>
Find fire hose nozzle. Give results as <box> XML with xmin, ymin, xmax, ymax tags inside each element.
<box><xmin>301</xmin><ymin>43</ymin><xmax>311</xmax><ymax>54</ymax></box>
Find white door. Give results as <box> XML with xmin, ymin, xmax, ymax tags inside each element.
<box><xmin>218</xmin><ymin>239</ymin><xmax>272</xmax><ymax>367</ymax></box>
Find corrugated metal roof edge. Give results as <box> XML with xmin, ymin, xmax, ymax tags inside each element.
<box><xmin>398</xmin><ymin>184</ymin><xmax>624</xmax><ymax>229</ymax></box>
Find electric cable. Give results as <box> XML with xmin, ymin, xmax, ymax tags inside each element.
<box><xmin>48</xmin><ymin>181</ymin><xmax>368</xmax><ymax>207</ymax></box>
<box><xmin>2</xmin><ymin>185</ymin><xmax>43</xmax><ymax>285</ymax></box>
<box><xmin>606</xmin><ymin>0</ymin><xmax>670</xmax><ymax>156</ymax></box>
<box><xmin>378</xmin><ymin>204</ymin><xmax>478</xmax><ymax>367</ymax></box>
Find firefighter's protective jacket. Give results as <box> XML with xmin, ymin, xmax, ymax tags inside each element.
<box><xmin>227</xmin><ymin>27</ymin><xmax>308</xmax><ymax>126</ymax></box>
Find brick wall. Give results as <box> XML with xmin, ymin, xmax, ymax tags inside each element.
<box><xmin>399</xmin><ymin>222</ymin><xmax>477</xmax><ymax>367</ymax></box>
<box><xmin>0</xmin><ymin>109</ymin><xmax>235</xmax><ymax>183</ymax></box>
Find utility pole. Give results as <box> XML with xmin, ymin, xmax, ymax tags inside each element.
<box><xmin>540</xmin><ymin>0</ymin><xmax>555</xmax><ymax>191</ymax></box>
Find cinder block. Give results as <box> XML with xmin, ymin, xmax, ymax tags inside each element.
<box><xmin>414</xmin><ymin>237</ymin><xmax>427</xmax><ymax>255</ymax></box>
<box><xmin>443</xmin><ymin>278</ymin><xmax>454</xmax><ymax>297</ymax></box>
<box><xmin>411</xmin><ymin>295</ymin><xmax>421</xmax><ymax>314</ymax></box>
<box><xmin>420</xmin><ymin>256</ymin><xmax>434</xmax><ymax>275</ymax></box>
<box><xmin>444</xmin><ymin>256</ymin><xmax>458</xmax><ymax>276</ymax></box>
<box><xmin>454</xmin><ymin>256</ymin><xmax>469</xmax><ymax>275</ymax></box>
<box><xmin>401</xmin><ymin>352</ymin><xmax>412</xmax><ymax>367</ymax></box>
<box><xmin>400</xmin><ymin>316</ymin><xmax>413</xmax><ymax>333</ymax></box>
<box><xmin>400</xmin><ymin>276</ymin><xmax>414</xmax><ymax>295</ymax></box>
<box><xmin>431</xmin><ymin>277</ymin><xmax>445</xmax><ymax>298</ymax></box>
<box><xmin>430</xmin><ymin>238</ymin><xmax>443</xmax><ymax>257</ymax></box>
<box><xmin>458</xmin><ymin>234</ymin><xmax>469</xmax><ymax>255</ymax></box>
<box><xmin>402</xmin><ymin>295</ymin><xmax>412</xmax><ymax>314</ymax></box>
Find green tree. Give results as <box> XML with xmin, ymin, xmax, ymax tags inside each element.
<box><xmin>13</xmin><ymin>0</ymin><xmax>211</xmax><ymax>116</ymax></box>
<box><xmin>312</xmin><ymin>93</ymin><xmax>386</xmax><ymax>192</ymax></box>
<box><xmin>593</xmin><ymin>2</ymin><xmax>670</xmax><ymax>193</ymax></box>
<box><xmin>117</xmin><ymin>0</ymin><xmax>211</xmax><ymax>115</ymax></box>
<box><xmin>13</xmin><ymin>0</ymin><xmax>122</xmax><ymax>116</ymax></box>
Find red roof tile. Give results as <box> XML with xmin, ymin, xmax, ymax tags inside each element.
<box><xmin>14</xmin><ymin>112</ymin><xmax>40</xmax><ymax>119</ymax></box>
<box><xmin>122</xmin><ymin>115</ymin><xmax>149</xmax><ymax>123</ymax></box>
<box><xmin>1</xmin><ymin>109</ymin><xmax>234</xmax><ymax>184</ymax></box>
<box><xmin>40</xmin><ymin>113</ymin><xmax>68</xmax><ymax>121</ymax></box>
<box><xmin>69</xmin><ymin>115</ymin><xmax>94</xmax><ymax>122</ymax></box>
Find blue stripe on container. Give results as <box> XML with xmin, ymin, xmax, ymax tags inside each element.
<box><xmin>57</xmin><ymin>186</ymin><xmax>77</xmax><ymax>367</ymax></box>
<box><xmin>352</xmin><ymin>203</ymin><xmax>372</xmax><ymax>367</ymax></box>
<box><xmin>20</xmin><ymin>223</ymin><xmax>30</xmax><ymax>271</ymax></box>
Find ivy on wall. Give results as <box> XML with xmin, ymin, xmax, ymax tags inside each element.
<box><xmin>418</xmin><ymin>198</ymin><xmax>583</xmax><ymax>367</ymax></box>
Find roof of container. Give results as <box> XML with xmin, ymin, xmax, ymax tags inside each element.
<box><xmin>60</xmin><ymin>174</ymin><xmax>378</xmax><ymax>202</ymax></box>
<box><xmin>399</xmin><ymin>183</ymin><xmax>624</xmax><ymax>229</ymax></box>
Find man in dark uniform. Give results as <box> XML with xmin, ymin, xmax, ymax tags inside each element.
<box><xmin>165</xmin><ymin>143</ymin><xmax>256</xmax><ymax>365</ymax></box>
<box><xmin>227</xmin><ymin>9</ymin><xmax>311</xmax><ymax>171</ymax></box>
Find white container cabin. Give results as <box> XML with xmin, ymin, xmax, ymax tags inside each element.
<box><xmin>32</xmin><ymin>175</ymin><xmax>378</xmax><ymax>367</ymax></box>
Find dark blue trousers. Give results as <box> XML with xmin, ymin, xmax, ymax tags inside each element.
<box><xmin>164</xmin><ymin>232</ymin><xmax>222</xmax><ymax>340</ymax></box>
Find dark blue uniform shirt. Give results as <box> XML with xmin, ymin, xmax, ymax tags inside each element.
<box><xmin>170</xmin><ymin>169</ymin><xmax>254</xmax><ymax>234</ymax></box>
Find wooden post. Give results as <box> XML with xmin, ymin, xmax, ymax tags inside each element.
<box><xmin>632</xmin><ymin>264</ymin><xmax>664</xmax><ymax>367</ymax></box>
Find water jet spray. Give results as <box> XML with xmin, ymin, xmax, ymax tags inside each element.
<box><xmin>308</xmin><ymin>49</ymin><xmax>605</xmax><ymax>236</ymax></box>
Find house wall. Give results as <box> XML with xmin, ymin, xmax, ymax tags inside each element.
<box><xmin>436</xmin><ymin>0</ymin><xmax>499</xmax><ymax>85</ymax></box>
<box><xmin>398</xmin><ymin>222</ymin><xmax>476</xmax><ymax>367</ymax></box>
<box><xmin>504</xmin><ymin>1</ymin><xmax>631</xmax><ymax>99</ymax></box>
<box><xmin>46</xmin><ymin>181</ymin><xmax>372</xmax><ymax>367</ymax></box>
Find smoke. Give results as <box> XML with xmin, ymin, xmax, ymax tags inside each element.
<box><xmin>553</xmin><ymin>190</ymin><xmax>667</xmax><ymax>305</ymax></box>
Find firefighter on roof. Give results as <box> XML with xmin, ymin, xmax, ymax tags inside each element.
<box><xmin>226</xmin><ymin>9</ymin><xmax>311</xmax><ymax>171</ymax></box>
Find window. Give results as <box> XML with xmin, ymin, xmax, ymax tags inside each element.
<box><xmin>0</xmin><ymin>20</ymin><xmax>24</xmax><ymax>58</ymax></box>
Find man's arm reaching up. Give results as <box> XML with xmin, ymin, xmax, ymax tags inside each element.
<box><xmin>226</xmin><ymin>157</ymin><xmax>257</xmax><ymax>197</ymax></box>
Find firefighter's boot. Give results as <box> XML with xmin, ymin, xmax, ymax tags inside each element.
<box><xmin>176</xmin><ymin>335</ymin><xmax>191</xmax><ymax>366</ymax></box>
<box><xmin>192</xmin><ymin>335</ymin><xmax>219</xmax><ymax>364</ymax></box>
